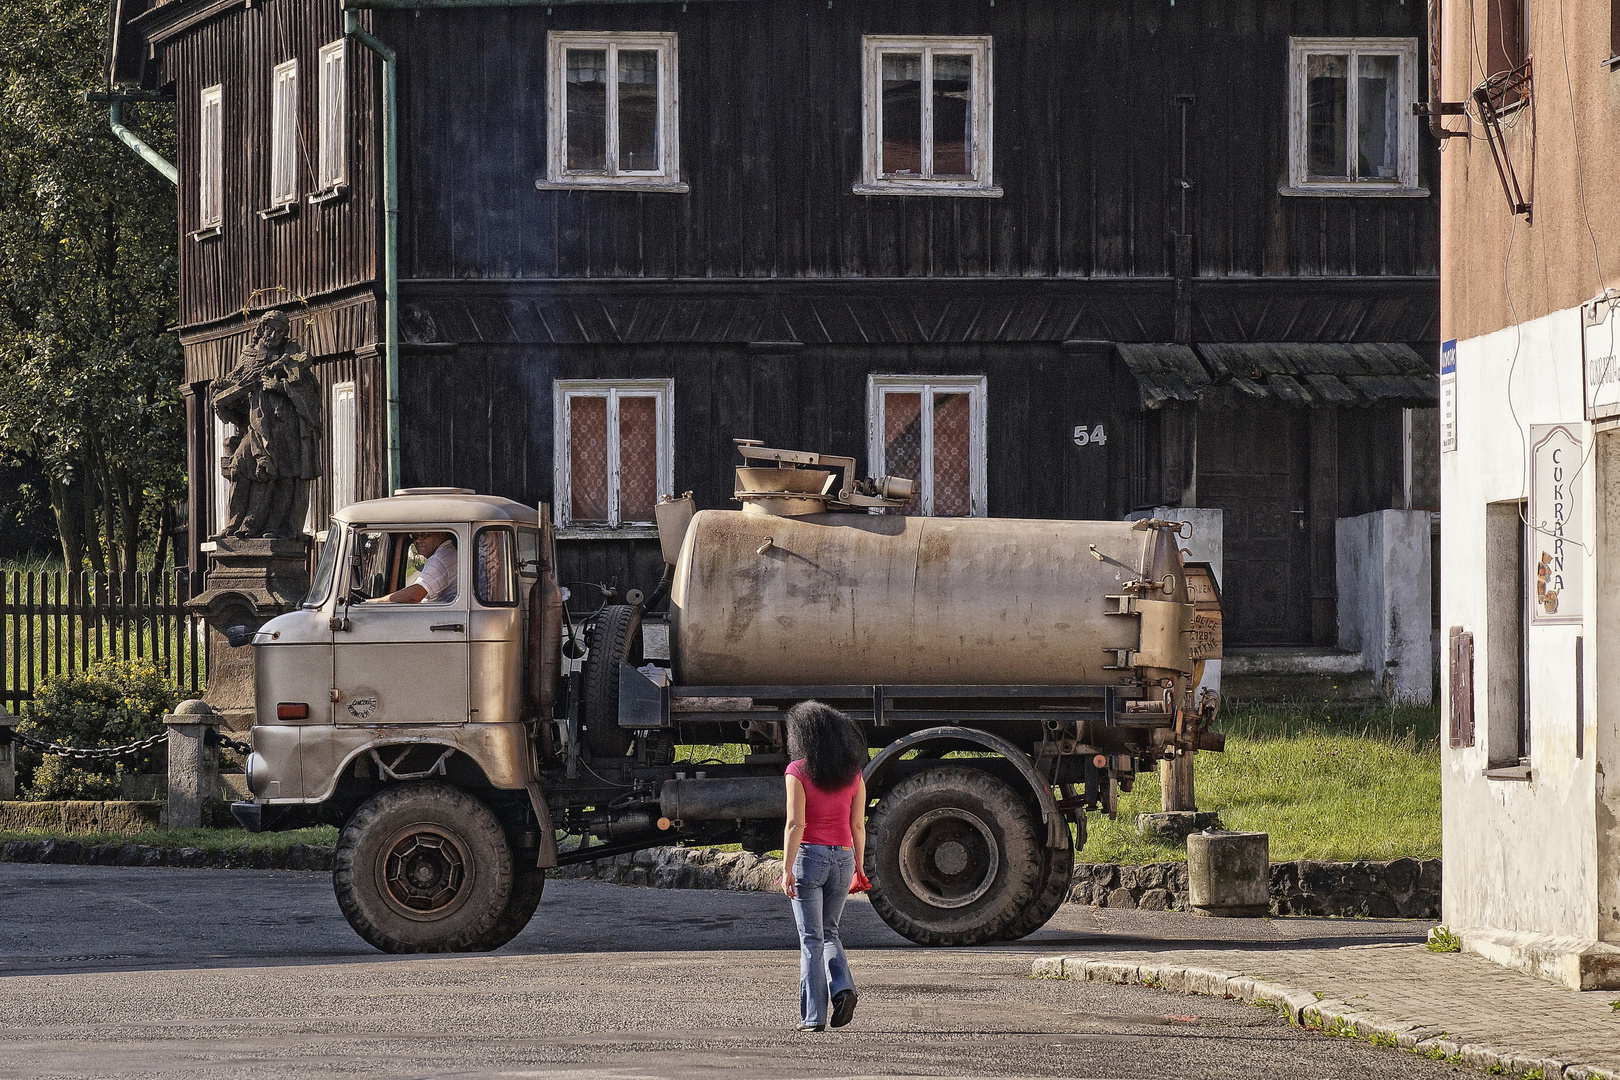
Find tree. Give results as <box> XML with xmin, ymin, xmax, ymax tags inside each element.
<box><xmin>0</xmin><ymin>0</ymin><xmax>184</xmax><ymax>578</ymax></box>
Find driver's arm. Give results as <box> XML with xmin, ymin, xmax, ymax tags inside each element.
<box><xmin>383</xmin><ymin>582</ymin><xmax>427</xmax><ymax>603</ymax></box>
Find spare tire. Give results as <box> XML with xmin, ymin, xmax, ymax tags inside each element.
<box><xmin>866</xmin><ymin>765</ymin><xmax>1042</xmax><ymax>947</ymax></box>
<box><xmin>582</xmin><ymin>604</ymin><xmax>642</xmax><ymax>758</ymax></box>
<box><xmin>333</xmin><ymin>781</ymin><xmax>514</xmax><ymax>953</ymax></box>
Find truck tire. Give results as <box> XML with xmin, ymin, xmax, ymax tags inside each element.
<box><xmin>333</xmin><ymin>782</ymin><xmax>514</xmax><ymax>953</ymax></box>
<box><xmin>583</xmin><ymin>604</ymin><xmax>641</xmax><ymax>758</ymax></box>
<box><xmin>996</xmin><ymin>826</ymin><xmax>1074</xmax><ymax>940</ymax></box>
<box><xmin>865</xmin><ymin>765</ymin><xmax>1042</xmax><ymax>947</ymax></box>
<box><xmin>466</xmin><ymin>869</ymin><xmax>545</xmax><ymax>951</ymax></box>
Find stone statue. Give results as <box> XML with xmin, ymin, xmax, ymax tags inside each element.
<box><xmin>211</xmin><ymin>311</ymin><xmax>323</xmax><ymax>539</ymax></box>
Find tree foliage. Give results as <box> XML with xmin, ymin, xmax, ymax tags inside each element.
<box><xmin>0</xmin><ymin>0</ymin><xmax>184</xmax><ymax>577</ymax></box>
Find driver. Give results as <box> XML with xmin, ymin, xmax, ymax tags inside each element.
<box><xmin>384</xmin><ymin>531</ymin><xmax>458</xmax><ymax>603</ymax></box>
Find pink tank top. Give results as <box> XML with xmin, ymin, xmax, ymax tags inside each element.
<box><xmin>786</xmin><ymin>759</ymin><xmax>859</xmax><ymax>847</ymax></box>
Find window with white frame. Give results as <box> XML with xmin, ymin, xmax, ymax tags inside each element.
<box><xmin>1286</xmin><ymin>37</ymin><xmax>1421</xmax><ymax>194</ymax></box>
<box><xmin>316</xmin><ymin>41</ymin><xmax>346</xmax><ymax>192</ymax></box>
<box><xmin>554</xmin><ymin>380</ymin><xmax>674</xmax><ymax>528</ymax></box>
<box><xmin>269</xmin><ymin>59</ymin><xmax>299</xmax><ymax>207</ymax></box>
<box><xmin>867</xmin><ymin>376</ymin><xmax>987</xmax><ymax>517</ymax></box>
<box><xmin>858</xmin><ymin>36</ymin><xmax>997</xmax><ymax>197</ymax></box>
<box><xmin>198</xmin><ymin>84</ymin><xmax>223</xmax><ymax>231</ymax></box>
<box><xmin>330</xmin><ymin>381</ymin><xmax>357</xmax><ymax>513</ymax></box>
<box><xmin>543</xmin><ymin>32</ymin><xmax>683</xmax><ymax>191</ymax></box>
<box><xmin>212</xmin><ymin>412</ymin><xmax>233</xmax><ymax>535</ymax></box>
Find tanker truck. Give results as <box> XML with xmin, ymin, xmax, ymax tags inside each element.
<box><xmin>231</xmin><ymin>439</ymin><xmax>1223</xmax><ymax>952</ymax></box>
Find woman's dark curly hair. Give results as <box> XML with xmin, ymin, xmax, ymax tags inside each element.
<box><xmin>785</xmin><ymin>700</ymin><xmax>867</xmax><ymax>789</ymax></box>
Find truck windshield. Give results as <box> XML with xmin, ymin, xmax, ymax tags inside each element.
<box><xmin>303</xmin><ymin>533</ymin><xmax>340</xmax><ymax>608</ymax></box>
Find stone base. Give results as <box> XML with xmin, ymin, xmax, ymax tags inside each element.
<box><xmin>1137</xmin><ymin>811</ymin><xmax>1222</xmax><ymax>841</ymax></box>
<box><xmin>1459</xmin><ymin>928</ymin><xmax>1620</xmax><ymax>991</ymax></box>
<box><xmin>1190</xmin><ymin>903</ymin><xmax>1270</xmax><ymax>918</ymax></box>
<box><xmin>189</xmin><ymin>537</ymin><xmax>311</xmax><ymax>727</ymax></box>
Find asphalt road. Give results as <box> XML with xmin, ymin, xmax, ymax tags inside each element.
<box><xmin>0</xmin><ymin>864</ymin><xmax>1474</xmax><ymax>1080</ymax></box>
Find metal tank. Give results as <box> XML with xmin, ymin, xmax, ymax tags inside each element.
<box><xmin>667</xmin><ymin>505</ymin><xmax>1194</xmax><ymax>688</ymax></box>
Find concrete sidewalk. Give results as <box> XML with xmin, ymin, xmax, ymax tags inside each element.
<box><xmin>1035</xmin><ymin>922</ymin><xmax>1620</xmax><ymax>1079</ymax></box>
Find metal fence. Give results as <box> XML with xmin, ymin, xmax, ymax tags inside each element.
<box><xmin>0</xmin><ymin>570</ymin><xmax>209</xmax><ymax>710</ymax></box>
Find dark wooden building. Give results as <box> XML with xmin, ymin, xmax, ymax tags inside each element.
<box><xmin>111</xmin><ymin>0</ymin><xmax>1439</xmax><ymax>649</ymax></box>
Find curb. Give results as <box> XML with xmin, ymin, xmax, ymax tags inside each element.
<box><xmin>0</xmin><ymin>839</ymin><xmax>333</xmax><ymax>871</ymax></box>
<box><xmin>1031</xmin><ymin>954</ymin><xmax>1614</xmax><ymax>1080</ymax></box>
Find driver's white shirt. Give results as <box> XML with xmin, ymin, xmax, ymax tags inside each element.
<box><xmin>411</xmin><ymin>543</ymin><xmax>458</xmax><ymax>603</ymax></box>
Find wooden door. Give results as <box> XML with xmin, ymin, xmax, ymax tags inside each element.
<box><xmin>1196</xmin><ymin>401</ymin><xmax>1313</xmax><ymax>646</ymax></box>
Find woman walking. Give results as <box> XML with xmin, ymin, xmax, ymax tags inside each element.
<box><xmin>780</xmin><ymin>701</ymin><xmax>870</xmax><ymax>1032</ymax></box>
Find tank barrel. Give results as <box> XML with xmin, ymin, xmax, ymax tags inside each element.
<box><xmin>659</xmin><ymin>777</ymin><xmax>786</xmax><ymax>822</ymax></box>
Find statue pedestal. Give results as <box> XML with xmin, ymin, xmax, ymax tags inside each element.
<box><xmin>186</xmin><ymin>538</ymin><xmax>310</xmax><ymax>731</ymax></box>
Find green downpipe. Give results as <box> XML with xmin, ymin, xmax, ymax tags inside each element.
<box><xmin>343</xmin><ymin>10</ymin><xmax>402</xmax><ymax>496</ymax></box>
<box><xmin>106</xmin><ymin>98</ymin><xmax>178</xmax><ymax>185</ymax></box>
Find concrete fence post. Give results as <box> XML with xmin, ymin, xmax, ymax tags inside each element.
<box><xmin>165</xmin><ymin>699</ymin><xmax>220</xmax><ymax>829</ymax></box>
<box><xmin>0</xmin><ymin>708</ymin><xmax>17</xmax><ymax>800</ymax></box>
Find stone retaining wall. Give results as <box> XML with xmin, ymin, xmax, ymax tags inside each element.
<box><xmin>0</xmin><ymin>838</ymin><xmax>1440</xmax><ymax>918</ymax></box>
<box><xmin>1069</xmin><ymin>858</ymin><xmax>1441</xmax><ymax>918</ymax></box>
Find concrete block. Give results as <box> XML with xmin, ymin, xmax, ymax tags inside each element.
<box><xmin>1030</xmin><ymin>956</ymin><xmax>1068</xmax><ymax>978</ymax></box>
<box><xmin>1335</xmin><ymin>509</ymin><xmax>1434</xmax><ymax>703</ymax></box>
<box><xmin>1459</xmin><ymin>927</ymin><xmax>1620</xmax><ymax>991</ymax></box>
<box><xmin>1187</xmin><ymin>831</ymin><xmax>1270</xmax><ymax>916</ymax></box>
<box><xmin>1137</xmin><ymin>811</ymin><xmax>1221</xmax><ymax>842</ymax></box>
<box><xmin>164</xmin><ymin>700</ymin><xmax>221</xmax><ymax>831</ymax></box>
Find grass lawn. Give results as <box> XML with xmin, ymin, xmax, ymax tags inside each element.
<box><xmin>0</xmin><ymin>825</ymin><xmax>338</xmax><ymax>852</ymax></box>
<box><xmin>1079</xmin><ymin>701</ymin><xmax>1441</xmax><ymax>864</ymax></box>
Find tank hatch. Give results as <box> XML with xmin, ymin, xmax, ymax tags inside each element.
<box><xmin>730</xmin><ymin>438</ymin><xmax>913</xmax><ymax>516</ymax></box>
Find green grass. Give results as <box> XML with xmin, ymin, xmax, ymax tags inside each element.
<box><xmin>0</xmin><ymin>825</ymin><xmax>337</xmax><ymax>852</ymax></box>
<box><xmin>1079</xmin><ymin>702</ymin><xmax>1439</xmax><ymax>863</ymax></box>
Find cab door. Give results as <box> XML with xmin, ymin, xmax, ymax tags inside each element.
<box><xmin>331</xmin><ymin>527</ymin><xmax>471</xmax><ymax>725</ymax></box>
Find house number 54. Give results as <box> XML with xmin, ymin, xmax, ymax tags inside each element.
<box><xmin>1072</xmin><ymin>424</ymin><xmax>1107</xmax><ymax>447</ymax></box>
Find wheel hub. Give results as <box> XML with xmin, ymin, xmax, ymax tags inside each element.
<box><xmin>383</xmin><ymin>830</ymin><xmax>467</xmax><ymax>914</ymax></box>
<box><xmin>898</xmin><ymin>807</ymin><xmax>1000</xmax><ymax>909</ymax></box>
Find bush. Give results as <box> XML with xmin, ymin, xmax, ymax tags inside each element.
<box><xmin>15</xmin><ymin>660</ymin><xmax>180</xmax><ymax>800</ymax></box>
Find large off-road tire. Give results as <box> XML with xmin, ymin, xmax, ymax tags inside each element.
<box><xmin>583</xmin><ymin>604</ymin><xmax>642</xmax><ymax>758</ymax></box>
<box><xmin>466</xmin><ymin>869</ymin><xmax>546</xmax><ymax>951</ymax></box>
<box><xmin>996</xmin><ymin>824</ymin><xmax>1074</xmax><ymax>941</ymax></box>
<box><xmin>866</xmin><ymin>765</ymin><xmax>1043</xmax><ymax>947</ymax></box>
<box><xmin>333</xmin><ymin>782</ymin><xmax>514</xmax><ymax>953</ymax></box>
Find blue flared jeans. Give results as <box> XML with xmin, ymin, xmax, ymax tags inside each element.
<box><xmin>790</xmin><ymin>843</ymin><xmax>857</xmax><ymax>1026</ymax></box>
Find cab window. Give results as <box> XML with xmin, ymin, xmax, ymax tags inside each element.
<box><xmin>347</xmin><ymin>529</ymin><xmax>461</xmax><ymax>605</ymax></box>
<box><xmin>303</xmin><ymin>531</ymin><xmax>339</xmax><ymax>608</ymax></box>
<box><xmin>475</xmin><ymin>527</ymin><xmax>517</xmax><ymax>606</ymax></box>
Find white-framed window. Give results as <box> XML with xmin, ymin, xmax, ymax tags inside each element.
<box><xmin>857</xmin><ymin>36</ymin><xmax>998</xmax><ymax>197</ymax></box>
<box><xmin>316</xmin><ymin>41</ymin><xmax>347</xmax><ymax>193</ymax></box>
<box><xmin>198</xmin><ymin>84</ymin><xmax>223</xmax><ymax>232</ymax></box>
<box><xmin>866</xmin><ymin>375</ymin><xmax>987</xmax><ymax>517</ymax></box>
<box><xmin>330</xmin><ymin>381</ymin><xmax>358</xmax><ymax>512</ymax></box>
<box><xmin>269</xmin><ymin>59</ymin><xmax>299</xmax><ymax>207</ymax></box>
<box><xmin>553</xmin><ymin>379</ymin><xmax>674</xmax><ymax>528</ymax></box>
<box><xmin>1285</xmin><ymin>37</ymin><xmax>1423</xmax><ymax>196</ymax></box>
<box><xmin>541</xmin><ymin>32</ymin><xmax>684</xmax><ymax>192</ymax></box>
<box><xmin>212</xmin><ymin>412</ymin><xmax>233</xmax><ymax>535</ymax></box>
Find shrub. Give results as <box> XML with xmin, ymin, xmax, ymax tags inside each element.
<box><xmin>15</xmin><ymin>660</ymin><xmax>180</xmax><ymax>800</ymax></box>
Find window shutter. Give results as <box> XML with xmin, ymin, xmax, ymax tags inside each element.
<box><xmin>212</xmin><ymin>413</ymin><xmax>232</xmax><ymax>533</ymax></box>
<box><xmin>199</xmin><ymin>85</ymin><xmax>223</xmax><ymax>227</ymax></box>
<box><xmin>270</xmin><ymin>60</ymin><xmax>298</xmax><ymax>205</ymax></box>
<box><xmin>331</xmin><ymin>382</ymin><xmax>357</xmax><ymax>511</ymax></box>
<box><xmin>1449</xmin><ymin>626</ymin><xmax>1475</xmax><ymax>748</ymax></box>
<box><xmin>319</xmin><ymin>42</ymin><xmax>346</xmax><ymax>188</ymax></box>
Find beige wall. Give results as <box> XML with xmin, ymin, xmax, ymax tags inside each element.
<box><xmin>1441</xmin><ymin>0</ymin><xmax>1620</xmax><ymax>342</ymax></box>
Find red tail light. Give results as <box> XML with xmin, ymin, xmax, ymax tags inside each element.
<box><xmin>277</xmin><ymin>702</ymin><xmax>310</xmax><ymax>721</ymax></box>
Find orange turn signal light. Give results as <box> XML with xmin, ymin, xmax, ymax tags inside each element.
<box><xmin>277</xmin><ymin>702</ymin><xmax>310</xmax><ymax>721</ymax></box>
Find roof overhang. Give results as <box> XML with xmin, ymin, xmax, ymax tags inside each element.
<box><xmin>1118</xmin><ymin>341</ymin><xmax>1437</xmax><ymax>410</ymax></box>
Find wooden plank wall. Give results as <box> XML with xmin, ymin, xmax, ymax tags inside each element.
<box><xmin>162</xmin><ymin>1</ymin><xmax>379</xmax><ymax>333</ymax></box>
<box><xmin>386</xmin><ymin>0</ymin><xmax>1437</xmax><ymax>283</ymax></box>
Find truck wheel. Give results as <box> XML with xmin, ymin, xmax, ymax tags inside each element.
<box><xmin>333</xmin><ymin>782</ymin><xmax>514</xmax><ymax>953</ymax></box>
<box><xmin>467</xmin><ymin>869</ymin><xmax>546</xmax><ymax>951</ymax></box>
<box><xmin>996</xmin><ymin>826</ymin><xmax>1074</xmax><ymax>941</ymax></box>
<box><xmin>865</xmin><ymin>765</ymin><xmax>1042</xmax><ymax>947</ymax></box>
<box><xmin>583</xmin><ymin>604</ymin><xmax>641</xmax><ymax>757</ymax></box>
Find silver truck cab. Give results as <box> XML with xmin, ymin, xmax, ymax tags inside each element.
<box><xmin>244</xmin><ymin>490</ymin><xmax>542</xmax><ymax>811</ymax></box>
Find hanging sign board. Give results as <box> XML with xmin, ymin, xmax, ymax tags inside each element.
<box><xmin>1528</xmin><ymin>423</ymin><xmax>1583</xmax><ymax>624</ymax></box>
<box><xmin>1583</xmin><ymin>293</ymin><xmax>1620</xmax><ymax>422</ymax></box>
<box><xmin>1440</xmin><ymin>340</ymin><xmax>1457</xmax><ymax>452</ymax></box>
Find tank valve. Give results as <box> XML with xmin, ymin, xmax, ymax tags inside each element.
<box><xmin>756</xmin><ymin>537</ymin><xmax>774</xmax><ymax>555</ymax></box>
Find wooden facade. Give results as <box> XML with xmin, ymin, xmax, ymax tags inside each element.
<box><xmin>116</xmin><ymin>0</ymin><xmax>1440</xmax><ymax>647</ymax></box>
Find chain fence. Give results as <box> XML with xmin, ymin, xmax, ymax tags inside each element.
<box><xmin>0</xmin><ymin>724</ymin><xmax>250</xmax><ymax>760</ymax></box>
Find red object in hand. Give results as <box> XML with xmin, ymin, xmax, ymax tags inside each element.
<box><xmin>850</xmin><ymin>870</ymin><xmax>872</xmax><ymax>894</ymax></box>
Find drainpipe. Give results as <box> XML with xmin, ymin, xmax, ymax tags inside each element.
<box><xmin>342</xmin><ymin>8</ymin><xmax>402</xmax><ymax>495</ymax></box>
<box><xmin>88</xmin><ymin>92</ymin><xmax>178</xmax><ymax>184</ymax></box>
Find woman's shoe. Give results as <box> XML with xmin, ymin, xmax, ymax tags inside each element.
<box><xmin>831</xmin><ymin>989</ymin><xmax>858</xmax><ymax>1028</ymax></box>
<box><xmin>795</xmin><ymin>1022</ymin><xmax>826</xmax><ymax>1032</ymax></box>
